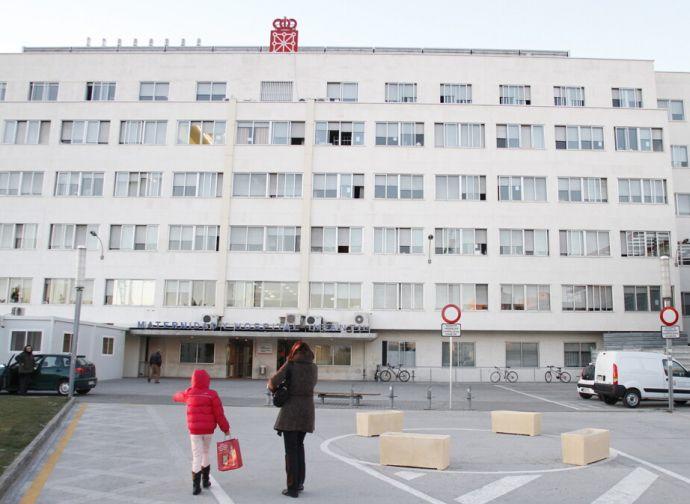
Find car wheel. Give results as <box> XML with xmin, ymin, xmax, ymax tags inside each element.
<box><xmin>603</xmin><ymin>395</ymin><xmax>618</xmax><ymax>405</ymax></box>
<box><xmin>579</xmin><ymin>393</ymin><xmax>592</xmax><ymax>399</ymax></box>
<box><xmin>623</xmin><ymin>389</ymin><xmax>641</xmax><ymax>408</ymax></box>
<box><xmin>57</xmin><ymin>380</ymin><xmax>70</xmax><ymax>396</ymax></box>
<box><xmin>76</xmin><ymin>389</ymin><xmax>90</xmax><ymax>395</ymax></box>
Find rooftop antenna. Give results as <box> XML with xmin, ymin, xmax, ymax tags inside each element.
<box><xmin>196</xmin><ymin>38</ymin><xmax>201</xmax><ymax>47</ymax></box>
<box><xmin>133</xmin><ymin>38</ymin><xmax>138</xmax><ymax>47</ymax></box>
<box><xmin>117</xmin><ymin>38</ymin><xmax>122</xmax><ymax>47</ymax></box>
<box><xmin>148</xmin><ymin>38</ymin><xmax>154</xmax><ymax>47</ymax></box>
<box><xmin>164</xmin><ymin>38</ymin><xmax>169</xmax><ymax>47</ymax></box>
<box><xmin>86</xmin><ymin>37</ymin><xmax>91</xmax><ymax>47</ymax></box>
<box><xmin>181</xmin><ymin>38</ymin><xmax>185</xmax><ymax>47</ymax></box>
<box><xmin>102</xmin><ymin>38</ymin><xmax>107</xmax><ymax>47</ymax></box>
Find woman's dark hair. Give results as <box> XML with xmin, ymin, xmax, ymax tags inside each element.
<box><xmin>24</xmin><ymin>345</ymin><xmax>32</xmax><ymax>352</ymax></box>
<box><xmin>287</xmin><ymin>340</ymin><xmax>312</xmax><ymax>362</ymax></box>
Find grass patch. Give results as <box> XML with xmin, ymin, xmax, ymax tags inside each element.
<box><xmin>0</xmin><ymin>396</ymin><xmax>67</xmax><ymax>475</ymax></box>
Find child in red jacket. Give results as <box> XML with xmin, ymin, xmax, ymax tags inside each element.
<box><xmin>173</xmin><ymin>369</ymin><xmax>230</xmax><ymax>496</ymax></box>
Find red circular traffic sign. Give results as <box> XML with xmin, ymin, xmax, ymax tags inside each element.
<box><xmin>660</xmin><ymin>306</ymin><xmax>679</xmax><ymax>327</ymax></box>
<box><xmin>441</xmin><ymin>304</ymin><xmax>462</xmax><ymax>324</ymax></box>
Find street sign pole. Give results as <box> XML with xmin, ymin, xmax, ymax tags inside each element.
<box><xmin>449</xmin><ymin>335</ymin><xmax>452</xmax><ymax>410</ymax></box>
<box><xmin>440</xmin><ymin>304</ymin><xmax>462</xmax><ymax>411</ymax></box>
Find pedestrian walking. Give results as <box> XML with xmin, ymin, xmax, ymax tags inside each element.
<box><xmin>268</xmin><ymin>341</ymin><xmax>318</xmax><ymax>498</ymax></box>
<box><xmin>15</xmin><ymin>345</ymin><xmax>36</xmax><ymax>395</ymax></box>
<box><xmin>148</xmin><ymin>349</ymin><xmax>162</xmax><ymax>383</ymax></box>
<box><xmin>173</xmin><ymin>369</ymin><xmax>230</xmax><ymax>496</ymax></box>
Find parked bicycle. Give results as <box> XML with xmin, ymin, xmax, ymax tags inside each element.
<box><xmin>490</xmin><ymin>366</ymin><xmax>518</xmax><ymax>383</ymax></box>
<box><xmin>375</xmin><ymin>363</ymin><xmax>411</xmax><ymax>382</ymax></box>
<box><xmin>544</xmin><ymin>365</ymin><xmax>572</xmax><ymax>383</ymax></box>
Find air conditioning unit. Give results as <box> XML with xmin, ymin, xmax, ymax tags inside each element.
<box><xmin>11</xmin><ymin>307</ymin><xmax>25</xmax><ymax>316</ymax></box>
<box><xmin>353</xmin><ymin>313</ymin><xmax>369</xmax><ymax>326</ymax></box>
<box><xmin>281</xmin><ymin>313</ymin><xmax>304</xmax><ymax>326</ymax></box>
<box><xmin>305</xmin><ymin>315</ymin><xmax>323</xmax><ymax>326</ymax></box>
<box><xmin>202</xmin><ymin>314</ymin><xmax>219</xmax><ymax>324</ymax></box>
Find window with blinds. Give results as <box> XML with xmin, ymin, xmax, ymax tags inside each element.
<box><xmin>260</xmin><ymin>81</ymin><xmax>293</xmax><ymax>102</ymax></box>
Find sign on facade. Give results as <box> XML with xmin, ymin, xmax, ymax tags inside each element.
<box><xmin>269</xmin><ymin>18</ymin><xmax>299</xmax><ymax>53</ymax></box>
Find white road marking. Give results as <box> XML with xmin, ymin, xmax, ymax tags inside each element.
<box><xmin>494</xmin><ymin>385</ymin><xmax>582</xmax><ymax>411</ymax></box>
<box><xmin>454</xmin><ymin>475</ymin><xmax>541</xmax><ymax>504</ymax></box>
<box><xmin>395</xmin><ymin>470</ymin><xmax>426</xmax><ymax>481</ymax></box>
<box><xmin>613</xmin><ymin>449</ymin><xmax>690</xmax><ymax>486</ymax></box>
<box><xmin>591</xmin><ymin>467</ymin><xmax>658</xmax><ymax>504</ymax></box>
<box><xmin>209</xmin><ymin>476</ymin><xmax>236</xmax><ymax>504</ymax></box>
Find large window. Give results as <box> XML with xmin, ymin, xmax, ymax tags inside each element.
<box><xmin>624</xmin><ymin>285</ymin><xmax>663</xmax><ymax>312</ymax></box>
<box><xmin>104</xmin><ymin>279</ymin><xmax>155</xmax><ymax>306</ymax></box>
<box><xmin>561</xmin><ymin>285</ymin><xmax>613</xmax><ymax>311</ymax></box>
<box><xmin>436</xmin><ymin>284</ymin><xmax>488</xmax><ymax>311</ymax></box>
<box><xmin>440</xmin><ymin>83</ymin><xmax>472</xmax><ymax>104</ymax></box>
<box><xmin>10</xmin><ymin>331</ymin><xmax>42</xmax><ymax>351</ymax></box>
<box><xmin>555</xmin><ymin>126</ymin><xmax>604</xmax><ymax>150</ymax></box>
<box><xmin>554</xmin><ymin>86</ymin><xmax>585</xmax><ymax>107</ymax></box>
<box><xmin>327</xmin><ymin>82</ymin><xmax>358</xmax><ymax>102</ymax></box>
<box><xmin>559</xmin><ymin>230</ymin><xmax>610</xmax><ymax>257</ymax></box>
<box><xmin>109</xmin><ymin>225</ymin><xmax>158</xmax><ymax>251</ymax></box>
<box><xmin>0</xmin><ymin>224</ymin><xmax>37</xmax><ymax>250</ymax></box>
<box><xmin>557</xmin><ymin>177</ymin><xmax>607</xmax><ymax>203</ymax></box>
<box><xmin>172</xmin><ymin>172</ymin><xmax>222</xmax><ymax>197</ymax></box>
<box><xmin>3</xmin><ymin>120</ymin><xmax>50</xmax><ymax>145</ymax></box>
<box><xmin>374</xmin><ymin>228</ymin><xmax>424</xmax><ymax>254</ymax></box>
<box><xmin>43</xmin><ymin>278</ymin><xmax>94</xmax><ymax>304</ymax></box>
<box><xmin>119</xmin><ymin>120</ymin><xmax>167</xmax><ymax>145</ymax></box>
<box><xmin>313</xmin><ymin>173</ymin><xmax>364</xmax><ymax>199</ymax></box>
<box><xmin>506</xmin><ymin>342</ymin><xmax>539</xmax><ymax>367</ymax></box>
<box><xmin>614</xmin><ymin>127</ymin><xmax>663</xmax><ymax>152</ymax></box>
<box><xmin>49</xmin><ymin>224</ymin><xmax>99</xmax><ymax>250</ymax></box>
<box><xmin>612</xmin><ymin>88</ymin><xmax>642</xmax><ymax>108</ymax></box>
<box><xmin>375</xmin><ymin>122</ymin><xmax>424</xmax><ymax>146</ymax></box>
<box><xmin>564</xmin><ymin>343</ymin><xmax>596</xmax><ymax>367</ymax></box>
<box><xmin>164</xmin><ymin>280</ymin><xmax>216</xmax><ymax>307</ymax></box>
<box><xmin>139</xmin><ymin>81</ymin><xmax>169</xmax><ymax>101</ymax></box>
<box><xmin>177</xmin><ymin>120</ymin><xmax>226</xmax><ymax>145</ymax></box>
<box><xmin>314</xmin><ymin>344</ymin><xmax>352</xmax><ymax>366</ymax></box>
<box><xmin>232</xmin><ymin>173</ymin><xmax>302</xmax><ymax>198</ymax></box>
<box><xmin>236</xmin><ymin>121</ymin><xmax>305</xmax><ymax>145</ymax></box>
<box><xmin>498</xmin><ymin>176</ymin><xmax>547</xmax><ymax>202</ymax></box>
<box><xmin>435</xmin><ymin>175</ymin><xmax>486</xmax><ymax>201</ymax></box>
<box><xmin>260</xmin><ymin>81</ymin><xmax>293</xmax><ymax>102</ymax></box>
<box><xmin>434</xmin><ymin>123</ymin><xmax>484</xmax><ymax>148</ymax></box>
<box><xmin>54</xmin><ymin>172</ymin><xmax>104</xmax><ymax>196</ymax></box>
<box><xmin>658</xmin><ymin>99</ymin><xmax>685</xmax><ymax>121</ymax></box>
<box><xmin>0</xmin><ymin>278</ymin><xmax>32</xmax><ymax>303</ymax></box>
<box><xmin>442</xmin><ymin>341</ymin><xmax>476</xmax><ymax>367</ymax></box>
<box><xmin>501</xmin><ymin>285</ymin><xmax>551</xmax><ymax>311</ymax></box>
<box><xmin>309</xmin><ymin>282</ymin><xmax>361</xmax><ymax>309</ymax></box>
<box><xmin>0</xmin><ymin>171</ymin><xmax>43</xmax><ymax>196</ymax></box>
<box><xmin>382</xmin><ymin>341</ymin><xmax>416</xmax><ymax>367</ymax></box>
<box><xmin>168</xmin><ymin>225</ymin><xmax>220</xmax><ymax>251</ymax></box>
<box><xmin>672</xmin><ymin>146</ymin><xmax>688</xmax><ymax>168</ymax></box>
<box><xmin>114</xmin><ymin>172</ymin><xmax>162</xmax><ymax>197</ymax></box>
<box><xmin>618</xmin><ymin>178</ymin><xmax>667</xmax><ymax>204</ymax></box>
<box><xmin>226</xmin><ymin>281</ymin><xmax>298</xmax><ymax>308</ymax></box>
<box><xmin>61</xmin><ymin>120</ymin><xmax>110</xmax><ymax>144</ymax></box>
<box><xmin>373</xmin><ymin>283</ymin><xmax>423</xmax><ymax>310</ymax></box>
<box><xmin>28</xmin><ymin>82</ymin><xmax>58</xmax><ymax>101</ymax></box>
<box><xmin>102</xmin><ymin>337</ymin><xmax>115</xmax><ymax>356</ymax></box>
<box><xmin>499</xmin><ymin>229</ymin><xmax>549</xmax><ymax>256</ymax></box>
<box><xmin>620</xmin><ymin>231</ymin><xmax>671</xmax><ymax>257</ymax></box>
<box><xmin>180</xmin><ymin>343</ymin><xmax>215</xmax><ymax>364</ymax></box>
<box><xmin>374</xmin><ymin>174</ymin><xmax>423</xmax><ymax>199</ymax></box>
<box><xmin>85</xmin><ymin>81</ymin><xmax>115</xmax><ymax>101</ymax></box>
<box><xmin>315</xmin><ymin>122</ymin><xmax>364</xmax><ymax>146</ymax></box>
<box><xmin>434</xmin><ymin>228</ymin><xmax>487</xmax><ymax>255</ymax></box>
<box><xmin>310</xmin><ymin>227</ymin><xmax>362</xmax><ymax>253</ymax></box>
<box><xmin>676</xmin><ymin>194</ymin><xmax>690</xmax><ymax>216</ymax></box>
<box><xmin>229</xmin><ymin>226</ymin><xmax>300</xmax><ymax>252</ymax></box>
<box><xmin>496</xmin><ymin>124</ymin><xmax>544</xmax><ymax>149</ymax></box>
<box><xmin>499</xmin><ymin>85</ymin><xmax>531</xmax><ymax>105</ymax></box>
<box><xmin>682</xmin><ymin>292</ymin><xmax>690</xmax><ymax>315</ymax></box>
<box><xmin>196</xmin><ymin>82</ymin><xmax>226</xmax><ymax>101</ymax></box>
<box><xmin>385</xmin><ymin>82</ymin><xmax>417</xmax><ymax>103</ymax></box>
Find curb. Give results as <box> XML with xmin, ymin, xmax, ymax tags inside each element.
<box><xmin>0</xmin><ymin>397</ymin><xmax>77</xmax><ymax>500</ymax></box>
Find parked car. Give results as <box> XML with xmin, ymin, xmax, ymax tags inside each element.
<box><xmin>593</xmin><ymin>351</ymin><xmax>690</xmax><ymax>408</ymax></box>
<box><xmin>0</xmin><ymin>353</ymin><xmax>97</xmax><ymax>395</ymax></box>
<box><xmin>577</xmin><ymin>363</ymin><xmax>597</xmax><ymax>399</ymax></box>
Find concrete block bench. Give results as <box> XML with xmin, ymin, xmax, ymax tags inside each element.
<box><xmin>491</xmin><ymin>410</ymin><xmax>542</xmax><ymax>436</ymax></box>
<box><xmin>356</xmin><ymin>410</ymin><xmax>404</xmax><ymax>437</ymax></box>
<box><xmin>561</xmin><ymin>428</ymin><xmax>610</xmax><ymax>465</ymax></box>
<box><xmin>380</xmin><ymin>432</ymin><xmax>450</xmax><ymax>470</ymax></box>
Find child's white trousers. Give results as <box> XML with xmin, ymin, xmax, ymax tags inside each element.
<box><xmin>190</xmin><ymin>434</ymin><xmax>212</xmax><ymax>472</ymax></box>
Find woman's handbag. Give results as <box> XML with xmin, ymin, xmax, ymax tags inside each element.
<box><xmin>272</xmin><ymin>363</ymin><xmax>291</xmax><ymax>407</ymax></box>
<box><xmin>217</xmin><ymin>436</ymin><xmax>243</xmax><ymax>471</ymax></box>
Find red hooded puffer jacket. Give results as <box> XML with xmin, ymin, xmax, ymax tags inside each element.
<box><xmin>173</xmin><ymin>370</ymin><xmax>230</xmax><ymax>435</ymax></box>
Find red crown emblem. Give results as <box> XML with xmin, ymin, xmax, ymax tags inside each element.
<box><xmin>269</xmin><ymin>17</ymin><xmax>299</xmax><ymax>53</ymax></box>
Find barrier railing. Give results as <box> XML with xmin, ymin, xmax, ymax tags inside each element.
<box><xmin>374</xmin><ymin>366</ymin><xmax>583</xmax><ymax>383</ymax></box>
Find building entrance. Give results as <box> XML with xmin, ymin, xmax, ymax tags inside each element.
<box><xmin>227</xmin><ymin>339</ymin><xmax>253</xmax><ymax>378</ymax></box>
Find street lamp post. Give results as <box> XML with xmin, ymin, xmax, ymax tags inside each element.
<box><xmin>660</xmin><ymin>255</ymin><xmax>674</xmax><ymax>413</ymax></box>
<box><xmin>68</xmin><ymin>246</ymin><xmax>86</xmax><ymax>397</ymax></box>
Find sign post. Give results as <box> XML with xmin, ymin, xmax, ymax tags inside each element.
<box><xmin>441</xmin><ymin>304</ymin><xmax>461</xmax><ymax>410</ymax></box>
<box><xmin>660</xmin><ymin>305</ymin><xmax>679</xmax><ymax>413</ymax></box>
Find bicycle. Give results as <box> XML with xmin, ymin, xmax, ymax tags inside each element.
<box><xmin>545</xmin><ymin>365</ymin><xmax>572</xmax><ymax>383</ymax></box>
<box><xmin>490</xmin><ymin>366</ymin><xmax>518</xmax><ymax>383</ymax></box>
<box><xmin>375</xmin><ymin>363</ymin><xmax>411</xmax><ymax>383</ymax></box>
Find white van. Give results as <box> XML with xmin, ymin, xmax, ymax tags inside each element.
<box><xmin>593</xmin><ymin>351</ymin><xmax>690</xmax><ymax>408</ymax></box>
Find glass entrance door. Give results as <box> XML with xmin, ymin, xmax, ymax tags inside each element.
<box><xmin>227</xmin><ymin>339</ymin><xmax>253</xmax><ymax>378</ymax></box>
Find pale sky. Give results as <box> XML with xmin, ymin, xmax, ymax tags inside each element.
<box><xmin>3</xmin><ymin>0</ymin><xmax>689</xmax><ymax>71</ymax></box>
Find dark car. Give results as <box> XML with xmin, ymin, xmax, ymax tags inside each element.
<box><xmin>0</xmin><ymin>353</ymin><xmax>97</xmax><ymax>395</ymax></box>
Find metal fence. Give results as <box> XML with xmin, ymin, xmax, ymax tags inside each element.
<box><xmin>385</xmin><ymin>366</ymin><xmax>582</xmax><ymax>383</ymax></box>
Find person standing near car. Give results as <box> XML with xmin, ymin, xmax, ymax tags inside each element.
<box><xmin>148</xmin><ymin>349</ymin><xmax>162</xmax><ymax>383</ymax></box>
<box><xmin>268</xmin><ymin>341</ymin><xmax>318</xmax><ymax>498</ymax></box>
<box><xmin>15</xmin><ymin>345</ymin><xmax>35</xmax><ymax>395</ymax></box>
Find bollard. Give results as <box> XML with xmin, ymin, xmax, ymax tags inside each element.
<box><xmin>466</xmin><ymin>386</ymin><xmax>472</xmax><ymax>410</ymax></box>
<box><xmin>350</xmin><ymin>385</ymin><xmax>355</xmax><ymax>407</ymax></box>
<box><xmin>265</xmin><ymin>388</ymin><xmax>272</xmax><ymax>406</ymax></box>
<box><xmin>389</xmin><ymin>385</ymin><xmax>395</xmax><ymax>408</ymax></box>
<box><xmin>425</xmin><ymin>386</ymin><xmax>432</xmax><ymax>410</ymax></box>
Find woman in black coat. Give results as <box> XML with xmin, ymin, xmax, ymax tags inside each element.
<box><xmin>268</xmin><ymin>341</ymin><xmax>318</xmax><ymax>498</ymax></box>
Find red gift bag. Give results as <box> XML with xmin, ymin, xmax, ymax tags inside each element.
<box><xmin>217</xmin><ymin>437</ymin><xmax>243</xmax><ymax>471</ymax></box>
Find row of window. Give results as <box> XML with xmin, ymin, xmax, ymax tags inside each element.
<box><xmin>3</xmin><ymin>80</ymin><xmax>684</xmax><ymax>117</ymax></box>
<box><xmin>0</xmin><ymin>222</ymin><xmax>673</xmax><ymax>258</ymax></box>
<box><xmin>2</xmin><ymin>119</ymin><xmax>671</xmax><ymax>152</ymax></box>
<box><xmin>0</xmin><ymin>277</ymin><xmax>675</xmax><ymax>313</ymax></box>
<box><xmin>8</xmin><ymin>330</ymin><xmax>115</xmax><ymax>356</ymax></box>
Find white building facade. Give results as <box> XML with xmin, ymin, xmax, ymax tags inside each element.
<box><xmin>0</xmin><ymin>43</ymin><xmax>687</xmax><ymax>380</ymax></box>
